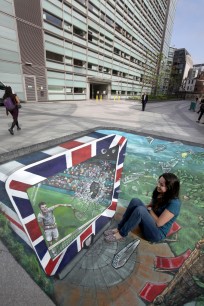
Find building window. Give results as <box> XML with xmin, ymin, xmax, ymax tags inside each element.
<box><xmin>103</xmin><ymin>67</ymin><xmax>110</xmax><ymax>73</ymax></box>
<box><xmin>74</xmin><ymin>59</ymin><xmax>83</xmax><ymax>67</ymax></box>
<box><xmin>88</xmin><ymin>63</ymin><xmax>97</xmax><ymax>70</ymax></box>
<box><xmin>88</xmin><ymin>31</ymin><xmax>93</xmax><ymax>41</ymax></box>
<box><xmin>73</xmin><ymin>26</ymin><xmax>86</xmax><ymax>38</ymax></box>
<box><xmin>65</xmin><ymin>56</ymin><xmax>72</xmax><ymax>65</ymax></box>
<box><xmin>46</xmin><ymin>51</ymin><xmax>63</xmax><ymax>62</ymax></box>
<box><xmin>64</xmin><ymin>22</ymin><xmax>72</xmax><ymax>32</ymax></box>
<box><xmin>106</xmin><ymin>16</ymin><xmax>113</xmax><ymax>26</ymax></box>
<box><xmin>88</xmin><ymin>2</ymin><xmax>99</xmax><ymax>14</ymax></box>
<box><xmin>43</xmin><ymin>11</ymin><xmax>62</xmax><ymax>28</ymax></box>
<box><xmin>114</xmin><ymin>47</ymin><xmax>120</xmax><ymax>55</ymax></box>
<box><xmin>100</xmin><ymin>11</ymin><xmax>105</xmax><ymax>21</ymax></box>
<box><xmin>77</xmin><ymin>0</ymin><xmax>86</xmax><ymax>5</ymax></box>
<box><xmin>112</xmin><ymin>70</ymin><xmax>118</xmax><ymax>76</ymax></box>
<box><xmin>48</xmin><ymin>86</ymin><xmax>64</xmax><ymax>92</ymax></box>
<box><xmin>74</xmin><ymin>88</ymin><xmax>84</xmax><ymax>93</ymax></box>
<box><xmin>66</xmin><ymin>88</ymin><xmax>72</xmax><ymax>93</ymax></box>
<box><xmin>115</xmin><ymin>24</ymin><xmax>122</xmax><ymax>33</ymax></box>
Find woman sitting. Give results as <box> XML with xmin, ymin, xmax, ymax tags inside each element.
<box><xmin>104</xmin><ymin>173</ymin><xmax>181</xmax><ymax>243</ymax></box>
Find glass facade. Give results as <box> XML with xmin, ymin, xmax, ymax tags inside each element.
<box><xmin>0</xmin><ymin>0</ymin><xmax>178</xmax><ymax>102</ymax></box>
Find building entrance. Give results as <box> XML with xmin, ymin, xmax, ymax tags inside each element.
<box><xmin>90</xmin><ymin>83</ymin><xmax>109</xmax><ymax>99</ymax></box>
<box><xmin>88</xmin><ymin>77</ymin><xmax>111</xmax><ymax>100</ymax></box>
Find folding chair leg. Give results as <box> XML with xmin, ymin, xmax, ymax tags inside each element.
<box><xmin>164</xmin><ymin>233</ymin><xmax>178</xmax><ymax>242</ymax></box>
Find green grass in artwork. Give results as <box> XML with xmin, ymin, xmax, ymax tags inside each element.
<box><xmin>119</xmin><ymin>154</ymin><xmax>204</xmax><ymax>257</ymax></box>
<box><xmin>27</xmin><ymin>186</ymin><xmax>106</xmax><ymax>243</ymax></box>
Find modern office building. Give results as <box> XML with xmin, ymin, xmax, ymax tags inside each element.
<box><xmin>156</xmin><ymin>0</ymin><xmax>177</xmax><ymax>94</ymax></box>
<box><xmin>0</xmin><ymin>0</ymin><xmax>178</xmax><ymax>102</ymax></box>
<box><xmin>169</xmin><ymin>48</ymin><xmax>193</xmax><ymax>93</ymax></box>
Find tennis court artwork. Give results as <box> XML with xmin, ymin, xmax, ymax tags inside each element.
<box><xmin>27</xmin><ymin>145</ymin><xmax>120</xmax><ymax>259</ymax></box>
<box><xmin>5</xmin><ymin>132</ymin><xmax>127</xmax><ymax>275</ymax></box>
<box><xmin>1</xmin><ymin>128</ymin><xmax>204</xmax><ymax>306</ymax></box>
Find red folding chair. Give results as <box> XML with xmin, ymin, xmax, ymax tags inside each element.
<box><xmin>154</xmin><ymin>248</ymin><xmax>192</xmax><ymax>272</ymax></box>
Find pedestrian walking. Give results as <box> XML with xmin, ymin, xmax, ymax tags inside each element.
<box><xmin>3</xmin><ymin>86</ymin><xmax>21</xmax><ymax>135</ymax></box>
<box><xmin>197</xmin><ymin>98</ymin><xmax>204</xmax><ymax>114</ymax></box>
<box><xmin>188</xmin><ymin>96</ymin><xmax>198</xmax><ymax>111</ymax></box>
<box><xmin>141</xmin><ymin>92</ymin><xmax>148</xmax><ymax>111</ymax></box>
<box><xmin>196</xmin><ymin>99</ymin><xmax>204</xmax><ymax>123</ymax></box>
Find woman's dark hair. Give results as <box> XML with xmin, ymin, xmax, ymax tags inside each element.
<box><xmin>3</xmin><ymin>86</ymin><xmax>13</xmax><ymax>99</ymax></box>
<box><xmin>152</xmin><ymin>173</ymin><xmax>180</xmax><ymax>210</ymax></box>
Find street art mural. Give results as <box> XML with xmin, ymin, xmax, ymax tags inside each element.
<box><xmin>0</xmin><ymin>128</ymin><xmax>204</xmax><ymax>305</ymax></box>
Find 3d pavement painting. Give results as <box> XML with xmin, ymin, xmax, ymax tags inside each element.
<box><xmin>0</xmin><ymin>128</ymin><xmax>204</xmax><ymax>306</ymax></box>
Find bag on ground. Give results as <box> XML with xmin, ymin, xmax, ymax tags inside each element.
<box><xmin>3</xmin><ymin>97</ymin><xmax>15</xmax><ymax>111</ymax></box>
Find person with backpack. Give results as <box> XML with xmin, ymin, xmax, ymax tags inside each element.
<box><xmin>3</xmin><ymin>86</ymin><xmax>21</xmax><ymax>135</ymax></box>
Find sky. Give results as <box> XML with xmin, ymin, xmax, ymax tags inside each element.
<box><xmin>171</xmin><ymin>0</ymin><xmax>204</xmax><ymax>64</ymax></box>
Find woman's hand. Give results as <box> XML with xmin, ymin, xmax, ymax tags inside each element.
<box><xmin>149</xmin><ymin>209</ymin><xmax>174</xmax><ymax>227</ymax></box>
<box><xmin>146</xmin><ymin>200</ymin><xmax>152</xmax><ymax>208</ymax></box>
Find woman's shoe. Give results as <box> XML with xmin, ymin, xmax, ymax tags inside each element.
<box><xmin>8</xmin><ymin>128</ymin><xmax>14</xmax><ymax>135</ymax></box>
<box><xmin>17</xmin><ymin>126</ymin><xmax>21</xmax><ymax>130</ymax></box>
<box><xmin>104</xmin><ymin>228</ymin><xmax>118</xmax><ymax>236</ymax></box>
<box><xmin>104</xmin><ymin>234</ymin><xmax>125</xmax><ymax>243</ymax></box>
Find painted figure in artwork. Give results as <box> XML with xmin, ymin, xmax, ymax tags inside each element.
<box><xmin>37</xmin><ymin>202</ymin><xmax>72</xmax><ymax>246</ymax></box>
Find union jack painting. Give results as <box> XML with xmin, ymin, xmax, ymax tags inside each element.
<box><xmin>3</xmin><ymin>131</ymin><xmax>127</xmax><ymax>276</ymax></box>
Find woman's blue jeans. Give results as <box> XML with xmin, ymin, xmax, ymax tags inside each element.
<box><xmin>117</xmin><ymin>198</ymin><xmax>163</xmax><ymax>242</ymax></box>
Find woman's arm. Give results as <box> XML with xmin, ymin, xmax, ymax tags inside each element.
<box><xmin>148</xmin><ymin>208</ymin><xmax>174</xmax><ymax>227</ymax></box>
<box><xmin>14</xmin><ymin>95</ymin><xmax>20</xmax><ymax>105</ymax></box>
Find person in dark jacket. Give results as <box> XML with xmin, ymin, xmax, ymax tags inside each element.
<box><xmin>196</xmin><ymin>99</ymin><xmax>204</xmax><ymax>124</ymax></box>
<box><xmin>141</xmin><ymin>92</ymin><xmax>148</xmax><ymax>111</ymax></box>
<box><xmin>3</xmin><ymin>86</ymin><xmax>21</xmax><ymax>135</ymax></box>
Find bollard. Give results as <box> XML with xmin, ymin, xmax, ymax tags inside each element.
<box><xmin>100</xmin><ymin>95</ymin><xmax>102</xmax><ymax>101</ymax></box>
<box><xmin>96</xmin><ymin>95</ymin><xmax>98</xmax><ymax>101</ymax></box>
